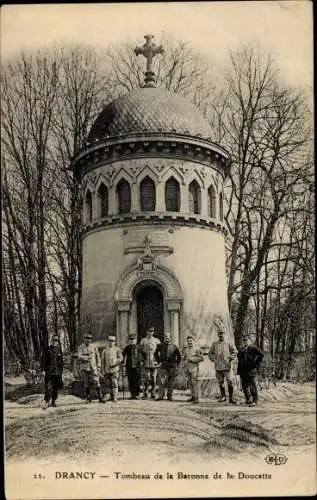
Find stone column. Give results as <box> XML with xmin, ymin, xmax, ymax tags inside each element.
<box><xmin>109</xmin><ymin>186</ymin><xmax>116</xmax><ymax>215</ymax></box>
<box><xmin>92</xmin><ymin>191</ymin><xmax>98</xmax><ymax>220</ymax></box>
<box><xmin>156</xmin><ymin>180</ymin><xmax>165</xmax><ymax>211</ymax></box>
<box><xmin>172</xmin><ymin>310</ymin><xmax>180</xmax><ymax>346</ymax></box>
<box><xmin>180</xmin><ymin>183</ymin><xmax>189</xmax><ymax>213</ymax></box>
<box><xmin>167</xmin><ymin>300</ymin><xmax>181</xmax><ymax>346</ymax></box>
<box><xmin>131</xmin><ymin>181</ymin><xmax>140</xmax><ymax>212</ymax></box>
<box><xmin>129</xmin><ymin>300</ymin><xmax>137</xmax><ymax>336</ymax></box>
<box><xmin>201</xmin><ymin>189</ymin><xmax>208</xmax><ymax>217</ymax></box>
<box><xmin>116</xmin><ymin>300</ymin><xmax>131</xmax><ymax>347</ymax></box>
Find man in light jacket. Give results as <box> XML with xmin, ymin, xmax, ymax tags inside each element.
<box><xmin>208</xmin><ymin>326</ymin><xmax>237</xmax><ymax>404</ymax></box>
<box><xmin>140</xmin><ymin>326</ymin><xmax>160</xmax><ymax>399</ymax></box>
<box><xmin>77</xmin><ymin>333</ymin><xmax>105</xmax><ymax>403</ymax></box>
<box><xmin>100</xmin><ymin>335</ymin><xmax>123</xmax><ymax>402</ymax></box>
<box><xmin>183</xmin><ymin>335</ymin><xmax>204</xmax><ymax>404</ymax></box>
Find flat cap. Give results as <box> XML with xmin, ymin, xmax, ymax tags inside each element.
<box><xmin>108</xmin><ymin>335</ymin><xmax>116</xmax><ymax>341</ymax></box>
<box><xmin>129</xmin><ymin>333</ymin><xmax>137</xmax><ymax>339</ymax></box>
<box><xmin>84</xmin><ymin>333</ymin><xmax>92</xmax><ymax>339</ymax></box>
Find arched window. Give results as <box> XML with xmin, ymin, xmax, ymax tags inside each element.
<box><xmin>165</xmin><ymin>177</ymin><xmax>180</xmax><ymax>212</ymax></box>
<box><xmin>116</xmin><ymin>179</ymin><xmax>131</xmax><ymax>214</ymax></box>
<box><xmin>208</xmin><ymin>185</ymin><xmax>216</xmax><ymax>218</ymax></box>
<box><xmin>219</xmin><ymin>191</ymin><xmax>224</xmax><ymax>221</ymax></box>
<box><xmin>84</xmin><ymin>190</ymin><xmax>92</xmax><ymax>223</ymax></box>
<box><xmin>188</xmin><ymin>180</ymin><xmax>201</xmax><ymax>214</ymax></box>
<box><xmin>97</xmin><ymin>183</ymin><xmax>108</xmax><ymax>218</ymax></box>
<box><xmin>140</xmin><ymin>176</ymin><xmax>156</xmax><ymax>211</ymax></box>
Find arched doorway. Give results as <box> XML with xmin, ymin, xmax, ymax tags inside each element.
<box><xmin>134</xmin><ymin>282</ymin><xmax>164</xmax><ymax>343</ymax></box>
<box><xmin>114</xmin><ymin>262</ymin><xmax>183</xmax><ymax>347</ymax></box>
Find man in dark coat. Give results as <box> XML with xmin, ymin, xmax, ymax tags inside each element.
<box><xmin>154</xmin><ymin>332</ymin><xmax>181</xmax><ymax>401</ymax></box>
<box><xmin>41</xmin><ymin>334</ymin><xmax>63</xmax><ymax>409</ymax></box>
<box><xmin>122</xmin><ymin>333</ymin><xmax>146</xmax><ymax>399</ymax></box>
<box><xmin>237</xmin><ymin>334</ymin><xmax>264</xmax><ymax>407</ymax></box>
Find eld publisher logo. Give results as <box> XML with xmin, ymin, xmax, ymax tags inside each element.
<box><xmin>265</xmin><ymin>453</ymin><xmax>288</xmax><ymax>466</ymax></box>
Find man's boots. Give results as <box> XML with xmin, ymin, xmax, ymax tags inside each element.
<box><xmin>112</xmin><ymin>388</ymin><xmax>118</xmax><ymax>403</ymax></box>
<box><xmin>228</xmin><ymin>385</ymin><xmax>237</xmax><ymax>404</ymax></box>
<box><xmin>142</xmin><ymin>384</ymin><xmax>149</xmax><ymax>399</ymax></box>
<box><xmin>97</xmin><ymin>387</ymin><xmax>106</xmax><ymax>403</ymax></box>
<box><xmin>219</xmin><ymin>386</ymin><xmax>226</xmax><ymax>402</ymax></box>
<box><xmin>85</xmin><ymin>388</ymin><xmax>91</xmax><ymax>403</ymax></box>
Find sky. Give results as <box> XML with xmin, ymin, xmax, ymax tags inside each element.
<box><xmin>1</xmin><ymin>2</ymin><xmax>313</xmax><ymax>89</ymax></box>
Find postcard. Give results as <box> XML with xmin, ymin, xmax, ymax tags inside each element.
<box><xmin>2</xmin><ymin>2</ymin><xmax>315</xmax><ymax>499</ymax></box>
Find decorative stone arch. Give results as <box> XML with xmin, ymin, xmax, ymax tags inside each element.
<box><xmin>95</xmin><ymin>173</ymin><xmax>110</xmax><ymax>191</ymax></box>
<box><xmin>112</xmin><ymin>167</ymin><xmax>133</xmax><ymax>187</ymax></box>
<box><xmin>83</xmin><ymin>180</ymin><xmax>96</xmax><ymax>195</ymax></box>
<box><xmin>114</xmin><ymin>262</ymin><xmax>183</xmax><ymax>346</ymax></box>
<box><xmin>162</xmin><ymin>165</ymin><xmax>185</xmax><ymax>186</ymax></box>
<box><xmin>136</xmin><ymin>164</ymin><xmax>159</xmax><ymax>183</ymax></box>
<box><xmin>186</xmin><ymin>168</ymin><xmax>205</xmax><ymax>189</ymax></box>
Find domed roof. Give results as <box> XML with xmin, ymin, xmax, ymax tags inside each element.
<box><xmin>88</xmin><ymin>87</ymin><xmax>213</xmax><ymax>142</ymax></box>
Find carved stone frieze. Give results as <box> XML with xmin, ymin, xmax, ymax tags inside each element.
<box><xmin>73</xmin><ymin>134</ymin><xmax>230</xmax><ymax>180</ymax></box>
<box><xmin>81</xmin><ymin>158</ymin><xmax>222</xmax><ymax>192</ymax></box>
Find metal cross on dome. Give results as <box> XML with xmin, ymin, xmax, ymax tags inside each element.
<box><xmin>134</xmin><ymin>34</ymin><xmax>164</xmax><ymax>87</ymax></box>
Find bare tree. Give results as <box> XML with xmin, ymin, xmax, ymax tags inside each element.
<box><xmin>2</xmin><ymin>52</ymin><xmax>59</xmax><ymax>360</ymax></box>
<box><xmin>210</xmin><ymin>46</ymin><xmax>313</xmax><ymax>345</ymax></box>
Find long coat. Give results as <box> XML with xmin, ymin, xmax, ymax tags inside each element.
<box><xmin>100</xmin><ymin>346</ymin><xmax>123</xmax><ymax>375</ymax></box>
<box><xmin>77</xmin><ymin>343</ymin><xmax>101</xmax><ymax>376</ymax></box>
<box><xmin>237</xmin><ymin>344</ymin><xmax>264</xmax><ymax>376</ymax></box>
<box><xmin>41</xmin><ymin>344</ymin><xmax>63</xmax><ymax>388</ymax></box>
<box><xmin>208</xmin><ymin>341</ymin><xmax>237</xmax><ymax>371</ymax></box>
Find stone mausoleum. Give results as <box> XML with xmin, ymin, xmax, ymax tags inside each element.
<box><xmin>73</xmin><ymin>35</ymin><xmax>233</xmax><ymax>355</ymax></box>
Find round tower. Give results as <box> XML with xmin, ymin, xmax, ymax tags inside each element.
<box><xmin>73</xmin><ymin>35</ymin><xmax>232</xmax><ymax>351</ymax></box>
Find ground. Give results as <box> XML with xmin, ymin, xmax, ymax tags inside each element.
<box><xmin>5</xmin><ymin>380</ymin><xmax>315</xmax><ymax>465</ymax></box>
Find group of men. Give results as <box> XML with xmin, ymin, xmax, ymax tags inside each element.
<box><xmin>41</xmin><ymin>325</ymin><xmax>264</xmax><ymax>409</ymax></box>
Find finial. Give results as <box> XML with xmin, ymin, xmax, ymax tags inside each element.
<box><xmin>134</xmin><ymin>34</ymin><xmax>164</xmax><ymax>87</ymax></box>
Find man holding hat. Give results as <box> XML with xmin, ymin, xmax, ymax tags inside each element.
<box><xmin>77</xmin><ymin>333</ymin><xmax>105</xmax><ymax>403</ymax></box>
<box><xmin>154</xmin><ymin>332</ymin><xmax>181</xmax><ymax>401</ymax></box>
<box><xmin>182</xmin><ymin>335</ymin><xmax>204</xmax><ymax>404</ymax></box>
<box><xmin>100</xmin><ymin>335</ymin><xmax>123</xmax><ymax>402</ymax></box>
<box><xmin>122</xmin><ymin>333</ymin><xmax>146</xmax><ymax>399</ymax></box>
<box><xmin>208</xmin><ymin>326</ymin><xmax>237</xmax><ymax>404</ymax></box>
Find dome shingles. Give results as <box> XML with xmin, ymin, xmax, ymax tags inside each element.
<box><xmin>88</xmin><ymin>87</ymin><xmax>213</xmax><ymax>142</ymax></box>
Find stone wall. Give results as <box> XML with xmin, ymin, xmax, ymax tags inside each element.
<box><xmin>81</xmin><ymin>223</ymin><xmax>233</xmax><ymax>348</ymax></box>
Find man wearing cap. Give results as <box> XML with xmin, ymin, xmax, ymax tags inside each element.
<box><xmin>41</xmin><ymin>334</ymin><xmax>63</xmax><ymax>409</ymax></box>
<box><xmin>77</xmin><ymin>333</ymin><xmax>105</xmax><ymax>403</ymax></box>
<box><xmin>122</xmin><ymin>333</ymin><xmax>146</xmax><ymax>399</ymax></box>
<box><xmin>154</xmin><ymin>332</ymin><xmax>181</xmax><ymax>401</ymax></box>
<box><xmin>182</xmin><ymin>335</ymin><xmax>204</xmax><ymax>404</ymax></box>
<box><xmin>140</xmin><ymin>326</ymin><xmax>160</xmax><ymax>399</ymax></box>
<box><xmin>100</xmin><ymin>336</ymin><xmax>123</xmax><ymax>403</ymax></box>
<box><xmin>237</xmin><ymin>334</ymin><xmax>264</xmax><ymax>407</ymax></box>
<box><xmin>208</xmin><ymin>326</ymin><xmax>237</xmax><ymax>404</ymax></box>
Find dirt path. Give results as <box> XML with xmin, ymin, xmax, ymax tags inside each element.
<box><xmin>5</xmin><ymin>383</ymin><xmax>315</xmax><ymax>466</ymax></box>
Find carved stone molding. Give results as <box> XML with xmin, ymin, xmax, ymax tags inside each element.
<box><xmin>116</xmin><ymin>299</ymin><xmax>132</xmax><ymax>312</ymax></box>
<box><xmin>114</xmin><ymin>262</ymin><xmax>183</xmax><ymax>303</ymax></box>
<box><xmin>73</xmin><ymin>134</ymin><xmax>230</xmax><ymax>180</ymax></box>
<box><xmin>81</xmin><ymin>158</ymin><xmax>223</xmax><ymax>194</ymax></box>
<box><xmin>81</xmin><ymin>213</ymin><xmax>228</xmax><ymax>239</ymax></box>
